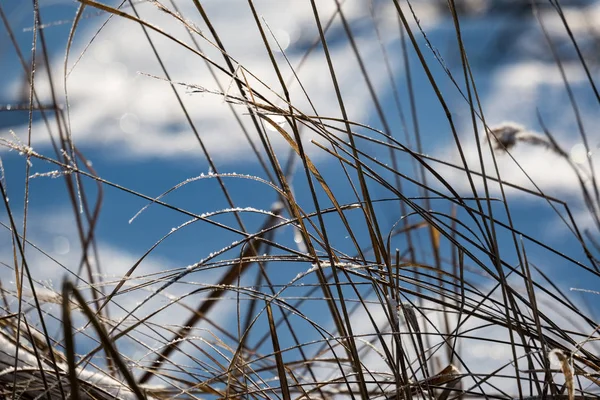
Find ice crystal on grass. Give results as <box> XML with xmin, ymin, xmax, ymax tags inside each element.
<box><xmin>29</xmin><ymin>169</ymin><xmax>72</xmax><ymax>179</ymax></box>
<box><xmin>0</xmin><ymin>157</ymin><xmax>4</xmax><ymax>187</ymax></box>
<box><xmin>129</xmin><ymin>172</ymin><xmax>282</xmax><ymax>224</ymax></box>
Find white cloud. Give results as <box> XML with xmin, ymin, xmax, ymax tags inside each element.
<box><xmin>5</xmin><ymin>0</ymin><xmax>440</xmax><ymax>163</ymax></box>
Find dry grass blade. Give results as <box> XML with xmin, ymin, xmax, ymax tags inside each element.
<box><xmin>549</xmin><ymin>349</ymin><xmax>575</xmax><ymax>400</ymax></box>
<box><xmin>265</xmin><ymin>301</ymin><xmax>291</xmax><ymax>400</ymax></box>
<box><xmin>63</xmin><ymin>281</ymin><xmax>147</xmax><ymax>400</ymax></box>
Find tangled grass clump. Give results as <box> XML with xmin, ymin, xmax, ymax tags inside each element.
<box><xmin>0</xmin><ymin>0</ymin><xmax>599</xmax><ymax>399</ymax></box>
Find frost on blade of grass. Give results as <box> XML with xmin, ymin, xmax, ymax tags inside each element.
<box><xmin>139</xmin><ymin>70</ymin><xmax>260</xmax><ymax>110</ymax></box>
<box><xmin>0</xmin><ymin>132</ymin><xmax>36</xmax><ymax>167</ymax></box>
<box><xmin>0</xmin><ymin>157</ymin><xmax>5</xmax><ymax>188</ymax></box>
<box><xmin>128</xmin><ymin>172</ymin><xmax>284</xmax><ymax>224</ymax></box>
<box><xmin>570</xmin><ymin>287</ymin><xmax>600</xmax><ymax>295</ymax></box>
<box><xmin>198</xmin><ymin>206</ymin><xmax>283</xmax><ymax>221</ymax></box>
<box><xmin>29</xmin><ymin>169</ymin><xmax>72</xmax><ymax>179</ymax></box>
<box><xmin>293</xmin><ymin>264</ymin><xmax>320</xmax><ymax>283</ymax></box>
<box><xmin>194</xmin><ymin>205</ymin><xmax>286</xmax><ymax>222</ymax></box>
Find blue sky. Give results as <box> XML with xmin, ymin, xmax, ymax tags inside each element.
<box><xmin>1</xmin><ymin>0</ymin><xmax>599</xmax><ymax>396</ymax></box>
